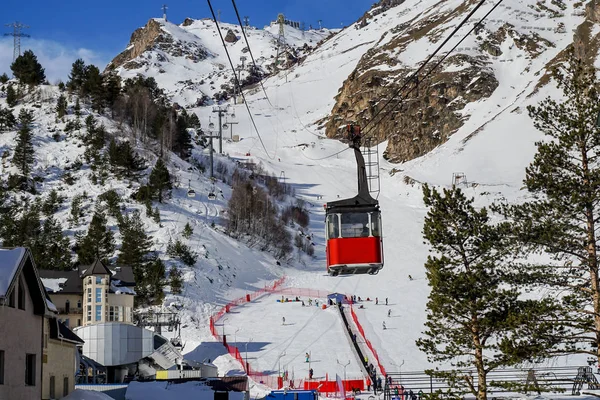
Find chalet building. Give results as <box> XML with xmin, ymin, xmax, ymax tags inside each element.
<box><xmin>39</xmin><ymin>259</ymin><xmax>136</xmax><ymax>329</ymax></box>
<box><xmin>0</xmin><ymin>248</ymin><xmax>83</xmax><ymax>400</ymax></box>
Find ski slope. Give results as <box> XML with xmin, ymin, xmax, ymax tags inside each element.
<box><xmin>217</xmin><ymin>292</ymin><xmax>364</xmax><ymax>382</ymax></box>
<box><xmin>182</xmin><ymin>0</ymin><xmax>591</xmax><ymax>378</ymax></box>
<box><xmin>0</xmin><ymin>0</ymin><xmax>594</xmax><ymax>395</ymax></box>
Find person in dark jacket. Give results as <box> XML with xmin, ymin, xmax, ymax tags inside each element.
<box><xmin>309</xmin><ymin>368</ymin><xmax>313</xmax><ymax>379</ymax></box>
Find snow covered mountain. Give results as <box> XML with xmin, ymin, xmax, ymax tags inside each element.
<box><xmin>105</xmin><ymin>17</ymin><xmax>334</xmax><ymax>106</ymax></box>
<box><xmin>2</xmin><ymin>0</ymin><xmax>599</xmax><ymax>395</ymax></box>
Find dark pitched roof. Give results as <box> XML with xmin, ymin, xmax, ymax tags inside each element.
<box><xmin>49</xmin><ymin>317</ymin><xmax>84</xmax><ymax>344</ymax></box>
<box><xmin>81</xmin><ymin>259</ymin><xmax>113</xmax><ymax>277</ymax></box>
<box><xmin>111</xmin><ymin>266</ymin><xmax>135</xmax><ymax>286</ymax></box>
<box><xmin>39</xmin><ymin>270</ymin><xmax>83</xmax><ymax>294</ymax></box>
<box><xmin>0</xmin><ymin>247</ymin><xmax>50</xmax><ymax>316</ymax></box>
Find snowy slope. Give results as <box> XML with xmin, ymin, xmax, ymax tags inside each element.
<box><xmin>114</xmin><ymin>18</ymin><xmax>333</xmax><ymax>106</ymax></box>
<box><xmin>0</xmin><ymin>0</ymin><xmax>595</xmax><ymax>395</ymax></box>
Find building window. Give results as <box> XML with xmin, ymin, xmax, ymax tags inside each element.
<box><xmin>0</xmin><ymin>350</ymin><xmax>4</xmax><ymax>385</ymax></box>
<box><xmin>18</xmin><ymin>279</ymin><xmax>25</xmax><ymax>310</ymax></box>
<box><xmin>63</xmin><ymin>377</ymin><xmax>69</xmax><ymax>396</ymax></box>
<box><xmin>77</xmin><ymin>319</ymin><xmax>81</xmax><ymax>327</ymax></box>
<box><xmin>96</xmin><ymin>276</ymin><xmax>102</xmax><ymax>284</ymax></box>
<box><xmin>49</xmin><ymin>376</ymin><xmax>55</xmax><ymax>398</ymax></box>
<box><xmin>87</xmin><ymin>305</ymin><xmax>91</xmax><ymax>322</ymax></box>
<box><xmin>8</xmin><ymin>289</ymin><xmax>15</xmax><ymax>308</ymax></box>
<box><xmin>109</xmin><ymin>306</ymin><xmax>114</xmax><ymax>321</ymax></box>
<box><xmin>25</xmin><ymin>354</ymin><xmax>36</xmax><ymax>386</ymax></box>
<box><xmin>95</xmin><ymin>288</ymin><xmax>102</xmax><ymax>303</ymax></box>
<box><xmin>77</xmin><ymin>299</ymin><xmax>81</xmax><ymax>309</ymax></box>
<box><xmin>87</xmin><ymin>288</ymin><xmax>91</xmax><ymax>303</ymax></box>
<box><xmin>65</xmin><ymin>299</ymin><xmax>70</xmax><ymax>314</ymax></box>
<box><xmin>64</xmin><ymin>318</ymin><xmax>70</xmax><ymax>328</ymax></box>
<box><xmin>95</xmin><ymin>305</ymin><xmax>102</xmax><ymax>321</ymax></box>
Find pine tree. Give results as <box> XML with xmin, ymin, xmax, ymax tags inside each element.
<box><xmin>76</xmin><ymin>209</ymin><xmax>115</xmax><ymax>265</ymax></box>
<box><xmin>10</xmin><ymin>50</ymin><xmax>45</xmax><ymax>86</ymax></box>
<box><xmin>0</xmin><ymin>73</ymin><xmax>8</xmax><ymax>84</ymax></box>
<box><xmin>418</xmin><ymin>185</ymin><xmax>559</xmax><ymax>400</ymax></box>
<box><xmin>149</xmin><ymin>158</ymin><xmax>171</xmax><ymax>203</ymax></box>
<box><xmin>82</xmin><ymin>65</ymin><xmax>104</xmax><ymax>111</ymax></box>
<box><xmin>503</xmin><ymin>50</ymin><xmax>600</xmax><ymax>363</ymax></box>
<box><xmin>36</xmin><ymin>216</ymin><xmax>72</xmax><ymax>271</ymax></box>
<box><xmin>56</xmin><ymin>94</ymin><xmax>68</xmax><ymax>118</ymax></box>
<box><xmin>117</xmin><ymin>210</ymin><xmax>153</xmax><ymax>286</ymax></box>
<box><xmin>74</xmin><ymin>98</ymin><xmax>81</xmax><ymax>118</ymax></box>
<box><xmin>104</xmin><ymin>73</ymin><xmax>121</xmax><ymax>111</ymax></box>
<box><xmin>6</xmin><ymin>84</ymin><xmax>17</xmax><ymax>107</ymax></box>
<box><xmin>173</xmin><ymin>112</ymin><xmax>192</xmax><ymax>158</ymax></box>
<box><xmin>0</xmin><ymin>107</ymin><xmax>16</xmax><ymax>131</ymax></box>
<box><xmin>12</xmin><ymin>109</ymin><xmax>35</xmax><ymax>179</ymax></box>
<box><xmin>67</xmin><ymin>59</ymin><xmax>86</xmax><ymax>92</ymax></box>
<box><xmin>169</xmin><ymin>266</ymin><xmax>183</xmax><ymax>295</ymax></box>
<box><xmin>145</xmin><ymin>257</ymin><xmax>166</xmax><ymax>305</ymax></box>
<box><xmin>182</xmin><ymin>222</ymin><xmax>193</xmax><ymax>239</ymax></box>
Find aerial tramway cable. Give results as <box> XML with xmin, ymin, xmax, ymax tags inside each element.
<box><xmin>361</xmin><ymin>0</ymin><xmax>504</xmax><ymax>139</ymax></box>
<box><xmin>207</xmin><ymin>0</ymin><xmax>276</xmax><ymax>160</ymax></box>
<box><xmin>231</xmin><ymin>0</ymin><xmax>273</xmax><ymax>107</ymax></box>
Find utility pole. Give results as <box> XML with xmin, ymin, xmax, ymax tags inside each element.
<box><xmin>275</xmin><ymin>13</ymin><xmax>286</xmax><ymax>70</ymax></box>
<box><xmin>337</xmin><ymin>360</ymin><xmax>350</xmax><ymax>395</ymax></box>
<box><xmin>317</xmin><ymin>20</ymin><xmax>322</xmax><ymax>30</ymax></box>
<box><xmin>244</xmin><ymin>16</ymin><xmax>250</xmax><ymax>27</ymax></box>
<box><xmin>5</xmin><ymin>22</ymin><xmax>30</xmax><ymax>62</ymax></box>
<box><xmin>198</xmin><ymin>127</ymin><xmax>220</xmax><ymax>178</ymax></box>
<box><xmin>212</xmin><ymin>105</ymin><xmax>229</xmax><ymax>154</ymax></box>
<box><xmin>301</xmin><ymin>22</ymin><xmax>306</xmax><ymax>38</ymax></box>
<box><xmin>162</xmin><ymin>4</ymin><xmax>168</xmax><ymax>21</ymax></box>
<box><xmin>217</xmin><ymin>9</ymin><xmax>222</xmax><ymax>22</ymax></box>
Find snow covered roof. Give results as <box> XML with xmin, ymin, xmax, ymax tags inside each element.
<box><xmin>42</xmin><ymin>277</ymin><xmax>68</xmax><ymax>293</ymax></box>
<box><xmin>0</xmin><ymin>247</ymin><xmax>26</xmax><ymax>297</ymax></box>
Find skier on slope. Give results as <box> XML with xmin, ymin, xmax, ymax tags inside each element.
<box><xmin>309</xmin><ymin>368</ymin><xmax>314</xmax><ymax>379</ymax></box>
<box><xmin>383</xmin><ymin>321</ymin><xmax>387</xmax><ymax>330</ymax></box>
<box><xmin>388</xmin><ymin>309</ymin><xmax>391</xmax><ymax>317</ymax></box>
<box><xmin>282</xmin><ymin>316</ymin><xmax>286</xmax><ymax>325</ymax></box>
<box><xmin>305</xmin><ymin>352</ymin><xmax>310</xmax><ymax>363</ymax></box>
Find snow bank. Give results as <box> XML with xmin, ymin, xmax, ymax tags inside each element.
<box><xmin>125</xmin><ymin>381</ymin><xmax>245</xmax><ymax>400</ymax></box>
<box><xmin>63</xmin><ymin>389</ymin><xmax>115</xmax><ymax>400</ymax></box>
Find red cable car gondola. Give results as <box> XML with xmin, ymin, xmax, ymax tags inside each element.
<box><xmin>325</xmin><ymin>125</ymin><xmax>384</xmax><ymax>276</ymax></box>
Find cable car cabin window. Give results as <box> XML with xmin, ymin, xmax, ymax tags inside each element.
<box><xmin>326</xmin><ymin>214</ymin><xmax>340</xmax><ymax>239</ymax></box>
<box><xmin>340</xmin><ymin>212</ymin><xmax>370</xmax><ymax>238</ymax></box>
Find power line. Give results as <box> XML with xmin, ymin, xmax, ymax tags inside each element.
<box><xmin>301</xmin><ymin>147</ymin><xmax>349</xmax><ymax>161</ymax></box>
<box><xmin>231</xmin><ymin>0</ymin><xmax>273</xmax><ymax>106</ymax></box>
<box><xmin>207</xmin><ymin>0</ymin><xmax>276</xmax><ymax>160</ymax></box>
<box><xmin>361</xmin><ymin>0</ymin><xmax>500</xmax><ymax>138</ymax></box>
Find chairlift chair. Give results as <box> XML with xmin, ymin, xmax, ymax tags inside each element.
<box><xmin>187</xmin><ymin>179</ymin><xmax>196</xmax><ymax>198</ymax></box>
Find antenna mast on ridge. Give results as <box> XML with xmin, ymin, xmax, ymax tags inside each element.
<box><xmin>4</xmin><ymin>21</ymin><xmax>30</xmax><ymax>62</ymax></box>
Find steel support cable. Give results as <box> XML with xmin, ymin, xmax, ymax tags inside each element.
<box><xmin>231</xmin><ymin>0</ymin><xmax>273</xmax><ymax>107</ymax></box>
<box><xmin>207</xmin><ymin>0</ymin><xmax>276</xmax><ymax>160</ymax></box>
<box><xmin>361</xmin><ymin>0</ymin><xmax>502</xmax><ymax>138</ymax></box>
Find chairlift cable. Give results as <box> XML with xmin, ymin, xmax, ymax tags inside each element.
<box><xmin>361</xmin><ymin>0</ymin><xmax>503</xmax><ymax>139</ymax></box>
<box><xmin>207</xmin><ymin>0</ymin><xmax>276</xmax><ymax>160</ymax></box>
<box><xmin>231</xmin><ymin>0</ymin><xmax>273</xmax><ymax>107</ymax></box>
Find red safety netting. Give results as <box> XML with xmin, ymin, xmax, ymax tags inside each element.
<box><xmin>209</xmin><ymin>281</ymin><xmax>375</xmax><ymax>391</ymax></box>
<box><xmin>349</xmin><ymin>304</ymin><xmax>387</xmax><ymax>376</ymax></box>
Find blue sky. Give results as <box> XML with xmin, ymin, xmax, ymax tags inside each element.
<box><xmin>2</xmin><ymin>0</ymin><xmax>373</xmax><ymax>82</ymax></box>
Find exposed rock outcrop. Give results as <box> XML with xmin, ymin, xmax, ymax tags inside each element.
<box><xmin>104</xmin><ymin>18</ymin><xmax>209</xmax><ymax>72</ymax></box>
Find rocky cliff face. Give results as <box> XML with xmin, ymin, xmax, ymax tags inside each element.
<box><xmin>325</xmin><ymin>0</ymin><xmax>573</xmax><ymax>163</ymax></box>
<box><xmin>105</xmin><ymin>18</ymin><xmax>209</xmax><ymax>72</ymax></box>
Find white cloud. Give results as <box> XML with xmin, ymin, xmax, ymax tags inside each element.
<box><xmin>0</xmin><ymin>38</ymin><xmax>111</xmax><ymax>83</ymax></box>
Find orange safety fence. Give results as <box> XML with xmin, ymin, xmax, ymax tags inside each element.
<box><xmin>210</xmin><ymin>280</ymin><xmax>380</xmax><ymax>391</ymax></box>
